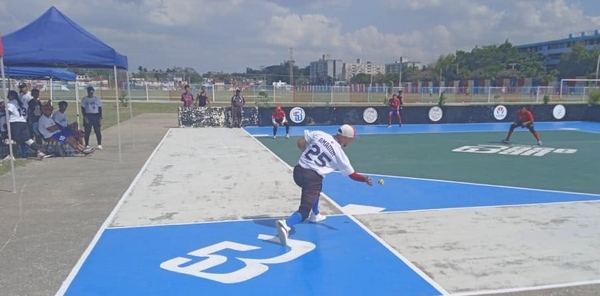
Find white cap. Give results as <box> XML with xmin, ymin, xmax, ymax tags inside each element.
<box><xmin>337</xmin><ymin>124</ymin><xmax>357</xmax><ymax>139</ymax></box>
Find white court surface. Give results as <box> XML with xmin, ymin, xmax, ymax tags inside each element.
<box><xmin>110</xmin><ymin>128</ymin><xmax>339</xmax><ymax>227</ymax></box>
<box><xmin>357</xmin><ymin>201</ymin><xmax>600</xmax><ymax>293</ymax></box>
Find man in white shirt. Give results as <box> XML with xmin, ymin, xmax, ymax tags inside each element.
<box><xmin>38</xmin><ymin>104</ymin><xmax>94</xmax><ymax>155</ymax></box>
<box><xmin>81</xmin><ymin>86</ymin><xmax>103</xmax><ymax>150</ymax></box>
<box><xmin>275</xmin><ymin>124</ymin><xmax>374</xmax><ymax>245</ymax></box>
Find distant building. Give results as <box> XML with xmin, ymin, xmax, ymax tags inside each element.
<box><xmin>515</xmin><ymin>30</ymin><xmax>600</xmax><ymax>68</ymax></box>
<box><xmin>343</xmin><ymin>59</ymin><xmax>385</xmax><ymax>81</ymax></box>
<box><xmin>385</xmin><ymin>60</ymin><xmax>422</xmax><ymax>74</ymax></box>
<box><xmin>309</xmin><ymin>54</ymin><xmax>343</xmax><ymax>84</ymax></box>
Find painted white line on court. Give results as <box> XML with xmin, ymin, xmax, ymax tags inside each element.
<box><xmin>450</xmin><ymin>279</ymin><xmax>600</xmax><ymax>296</ymax></box>
<box><xmin>55</xmin><ymin>129</ymin><xmax>173</xmax><ymax>296</ymax></box>
<box><xmin>243</xmin><ymin>128</ymin><xmax>450</xmax><ymax>296</ymax></box>
<box><xmin>355</xmin><ymin>199</ymin><xmax>600</xmax><ymax>216</ymax></box>
<box><xmin>357</xmin><ymin>172</ymin><xmax>600</xmax><ymax>197</ymax></box>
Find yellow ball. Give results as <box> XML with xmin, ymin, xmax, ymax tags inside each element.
<box><xmin>378</xmin><ymin>179</ymin><xmax>384</xmax><ymax>185</ymax></box>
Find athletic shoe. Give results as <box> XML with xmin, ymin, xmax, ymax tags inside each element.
<box><xmin>308</xmin><ymin>213</ymin><xmax>326</xmax><ymax>223</ymax></box>
<box><xmin>275</xmin><ymin>219</ymin><xmax>290</xmax><ymax>246</ymax></box>
<box><xmin>97</xmin><ymin>145</ymin><xmax>103</xmax><ymax>150</ymax></box>
<box><xmin>85</xmin><ymin>145</ymin><xmax>91</xmax><ymax>150</ymax></box>
<box><xmin>501</xmin><ymin>139</ymin><xmax>509</xmax><ymax>144</ymax></box>
<box><xmin>537</xmin><ymin>140</ymin><xmax>542</xmax><ymax>146</ymax></box>
<box><xmin>388</xmin><ymin>124</ymin><xmax>391</xmax><ymax>128</ymax></box>
<box><xmin>83</xmin><ymin>147</ymin><xmax>95</xmax><ymax>155</ymax></box>
<box><xmin>36</xmin><ymin>151</ymin><xmax>46</xmax><ymax>160</ymax></box>
<box><xmin>286</xmin><ymin>134</ymin><xmax>290</xmax><ymax>139</ymax></box>
<box><xmin>273</xmin><ymin>135</ymin><xmax>276</xmax><ymax>139</ymax></box>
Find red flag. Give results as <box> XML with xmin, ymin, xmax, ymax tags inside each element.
<box><xmin>0</xmin><ymin>33</ymin><xmax>3</xmax><ymax>56</ymax></box>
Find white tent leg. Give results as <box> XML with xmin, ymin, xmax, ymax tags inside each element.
<box><xmin>50</xmin><ymin>78</ymin><xmax>53</xmax><ymax>105</ymax></box>
<box><xmin>1</xmin><ymin>57</ymin><xmax>17</xmax><ymax>193</ymax></box>
<box><xmin>75</xmin><ymin>78</ymin><xmax>80</xmax><ymax>127</ymax></box>
<box><xmin>114</xmin><ymin>66</ymin><xmax>122</xmax><ymax>163</ymax></box>
<box><xmin>127</xmin><ymin>71</ymin><xmax>134</xmax><ymax>149</ymax></box>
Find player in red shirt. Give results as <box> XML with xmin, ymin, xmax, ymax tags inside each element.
<box><xmin>502</xmin><ymin>106</ymin><xmax>542</xmax><ymax>145</ymax></box>
<box><xmin>388</xmin><ymin>93</ymin><xmax>403</xmax><ymax>127</ymax></box>
<box><xmin>272</xmin><ymin>106</ymin><xmax>290</xmax><ymax>138</ymax></box>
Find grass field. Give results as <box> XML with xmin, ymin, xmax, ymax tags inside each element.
<box><xmin>0</xmin><ymin>102</ymin><xmax>180</xmax><ymax>176</ymax></box>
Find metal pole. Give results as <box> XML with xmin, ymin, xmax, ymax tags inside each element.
<box><xmin>1</xmin><ymin>57</ymin><xmax>17</xmax><ymax>193</ymax></box>
<box><xmin>127</xmin><ymin>72</ymin><xmax>134</xmax><ymax>149</ymax></box>
<box><xmin>398</xmin><ymin>57</ymin><xmax>403</xmax><ymax>92</ymax></box>
<box><xmin>114</xmin><ymin>66</ymin><xmax>122</xmax><ymax>163</ymax></box>
<box><xmin>595</xmin><ymin>54</ymin><xmax>600</xmax><ymax>85</ymax></box>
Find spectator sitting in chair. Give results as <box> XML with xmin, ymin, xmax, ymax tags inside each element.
<box><xmin>52</xmin><ymin>101</ymin><xmax>85</xmax><ymax>145</ymax></box>
<box><xmin>38</xmin><ymin>104</ymin><xmax>94</xmax><ymax>155</ymax></box>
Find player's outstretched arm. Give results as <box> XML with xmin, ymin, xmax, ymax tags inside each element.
<box><xmin>349</xmin><ymin>172</ymin><xmax>374</xmax><ymax>186</ymax></box>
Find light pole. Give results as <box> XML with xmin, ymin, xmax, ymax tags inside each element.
<box><xmin>398</xmin><ymin>57</ymin><xmax>403</xmax><ymax>92</ymax></box>
<box><xmin>595</xmin><ymin>54</ymin><xmax>600</xmax><ymax>84</ymax></box>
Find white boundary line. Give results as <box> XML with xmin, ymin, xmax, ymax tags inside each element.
<box><xmin>54</xmin><ymin>129</ymin><xmax>173</xmax><ymax>296</ymax></box>
<box><xmin>352</xmin><ymin>199</ymin><xmax>600</xmax><ymax>216</ymax></box>
<box><xmin>450</xmin><ymin>279</ymin><xmax>600</xmax><ymax>296</ymax></box>
<box><xmin>106</xmin><ymin>213</ymin><xmax>348</xmax><ymax>230</ymax></box>
<box><xmin>356</xmin><ymin>172</ymin><xmax>600</xmax><ymax>197</ymax></box>
<box><xmin>242</xmin><ymin>129</ymin><xmax>450</xmax><ymax>295</ymax></box>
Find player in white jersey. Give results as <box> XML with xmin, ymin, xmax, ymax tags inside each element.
<box><xmin>275</xmin><ymin>124</ymin><xmax>373</xmax><ymax>245</ymax></box>
<box><xmin>81</xmin><ymin>86</ymin><xmax>103</xmax><ymax>150</ymax></box>
<box><xmin>5</xmin><ymin>90</ymin><xmax>46</xmax><ymax>159</ymax></box>
<box><xmin>18</xmin><ymin>82</ymin><xmax>33</xmax><ymax>115</ymax></box>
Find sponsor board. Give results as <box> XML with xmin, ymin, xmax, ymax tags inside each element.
<box><xmin>428</xmin><ymin>106</ymin><xmax>443</xmax><ymax>122</ymax></box>
<box><xmin>289</xmin><ymin>107</ymin><xmax>306</xmax><ymax>123</ymax></box>
<box><xmin>452</xmin><ymin>144</ymin><xmax>577</xmax><ymax>157</ymax></box>
<box><xmin>553</xmin><ymin>104</ymin><xmax>566</xmax><ymax>120</ymax></box>
<box><xmin>493</xmin><ymin>105</ymin><xmax>507</xmax><ymax>120</ymax></box>
<box><xmin>362</xmin><ymin>107</ymin><xmax>378</xmax><ymax>123</ymax></box>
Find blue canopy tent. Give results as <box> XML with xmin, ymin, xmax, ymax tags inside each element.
<box><xmin>3</xmin><ymin>66</ymin><xmax>76</xmax><ymax>106</ymax></box>
<box><xmin>3</xmin><ymin>67</ymin><xmax>76</xmax><ymax>81</ymax></box>
<box><xmin>1</xmin><ymin>6</ymin><xmax>131</xmax><ymax>192</ymax></box>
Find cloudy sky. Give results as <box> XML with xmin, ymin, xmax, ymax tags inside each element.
<box><xmin>1</xmin><ymin>0</ymin><xmax>600</xmax><ymax>73</ymax></box>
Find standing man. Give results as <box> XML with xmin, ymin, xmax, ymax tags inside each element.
<box><xmin>230</xmin><ymin>88</ymin><xmax>245</xmax><ymax>128</ymax></box>
<box><xmin>275</xmin><ymin>124</ymin><xmax>374</xmax><ymax>246</ymax></box>
<box><xmin>272</xmin><ymin>106</ymin><xmax>290</xmax><ymax>138</ymax></box>
<box><xmin>181</xmin><ymin>85</ymin><xmax>194</xmax><ymax>108</ymax></box>
<box><xmin>502</xmin><ymin>106</ymin><xmax>542</xmax><ymax>146</ymax></box>
<box><xmin>27</xmin><ymin>88</ymin><xmax>43</xmax><ymax>145</ymax></box>
<box><xmin>196</xmin><ymin>86</ymin><xmax>210</xmax><ymax>107</ymax></box>
<box><xmin>388</xmin><ymin>93</ymin><xmax>402</xmax><ymax>127</ymax></box>
<box><xmin>81</xmin><ymin>86</ymin><xmax>103</xmax><ymax>150</ymax></box>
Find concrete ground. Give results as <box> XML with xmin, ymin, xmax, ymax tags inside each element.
<box><xmin>0</xmin><ymin>113</ymin><xmax>176</xmax><ymax>296</ymax></box>
<box><xmin>1</xmin><ymin>114</ymin><xmax>598</xmax><ymax>296</ymax></box>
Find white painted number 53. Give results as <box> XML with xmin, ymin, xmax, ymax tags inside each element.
<box><xmin>159</xmin><ymin>234</ymin><xmax>315</xmax><ymax>284</ymax></box>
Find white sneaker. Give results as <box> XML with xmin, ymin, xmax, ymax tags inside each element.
<box><xmin>36</xmin><ymin>151</ymin><xmax>46</xmax><ymax>160</ymax></box>
<box><xmin>275</xmin><ymin>220</ymin><xmax>290</xmax><ymax>246</ymax></box>
<box><xmin>85</xmin><ymin>145</ymin><xmax>91</xmax><ymax>150</ymax></box>
<box><xmin>308</xmin><ymin>213</ymin><xmax>326</xmax><ymax>223</ymax></box>
<box><xmin>273</xmin><ymin>135</ymin><xmax>276</xmax><ymax>139</ymax></box>
<box><xmin>97</xmin><ymin>145</ymin><xmax>103</xmax><ymax>150</ymax></box>
<box><xmin>286</xmin><ymin>134</ymin><xmax>290</xmax><ymax>139</ymax></box>
<box><xmin>537</xmin><ymin>140</ymin><xmax>542</xmax><ymax>146</ymax></box>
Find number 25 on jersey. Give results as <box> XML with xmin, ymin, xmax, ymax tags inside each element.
<box><xmin>304</xmin><ymin>144</ymin><xmax>332</xmax><ymax>167</ymax></box>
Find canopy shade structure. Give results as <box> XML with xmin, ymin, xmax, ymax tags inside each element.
<box><xmin>3</xmin><ymin>66</ymin><xmax>76</xmax><ymax>81</ymax></box>
<box><xmin>2</xmin><ymin>6</ymin><xmax>128</xmax><ymax>70</ymax></box>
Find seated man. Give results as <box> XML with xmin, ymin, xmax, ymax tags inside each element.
<box><xmin>52</xmin><ymin>101</ymin><xmax>85</xmax><ymax>145</ymax></box>
<box><xmin>38</xmin><ymin>104</ymin><xmax>94</xmax><ymax>155</ymax></box>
